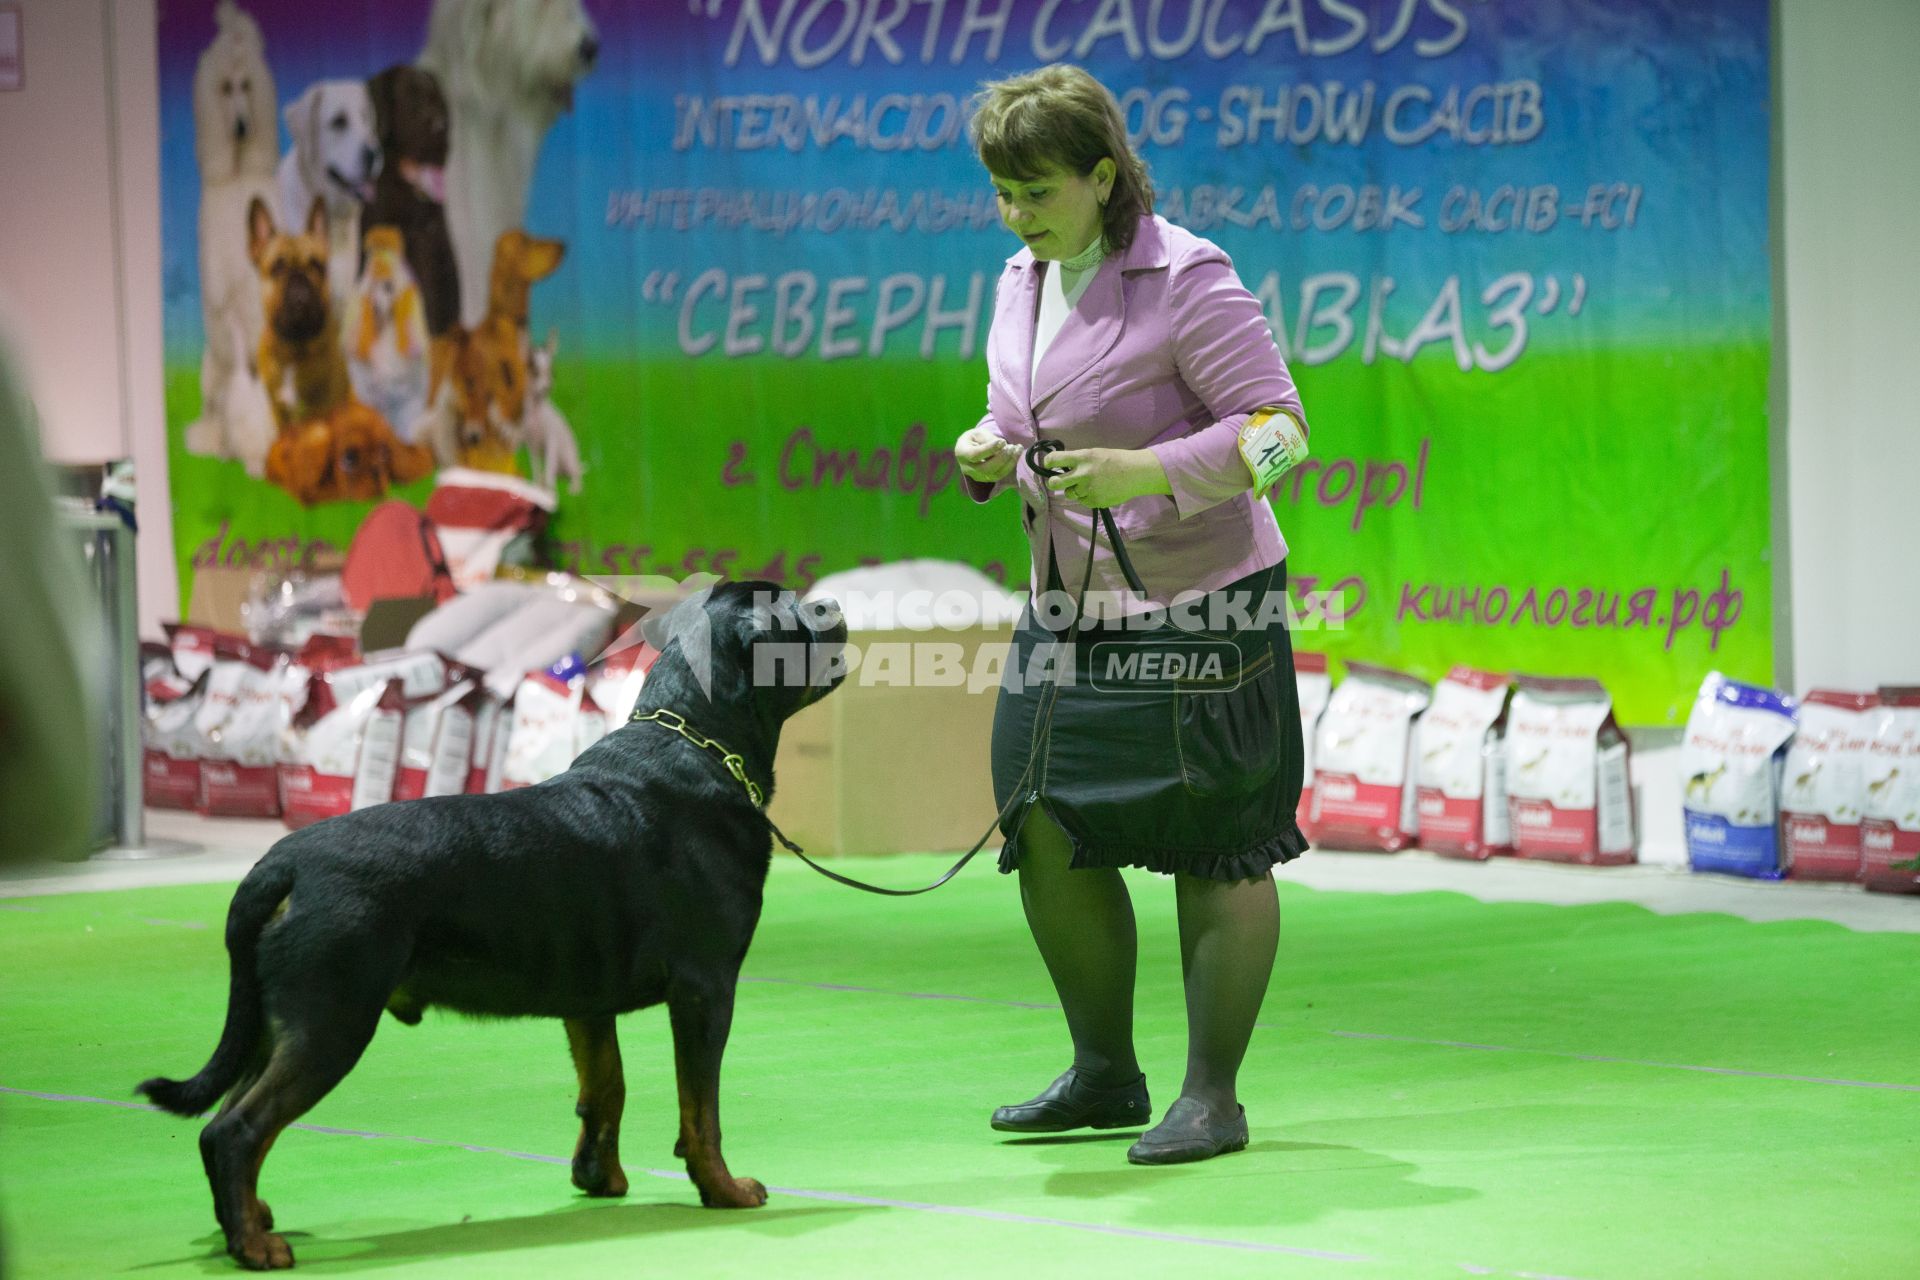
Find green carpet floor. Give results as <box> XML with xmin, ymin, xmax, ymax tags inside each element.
<box><xmin>2</xmin><ymin>857</ymin><xmax>1916</xmax><ymax>1279</ymax></box>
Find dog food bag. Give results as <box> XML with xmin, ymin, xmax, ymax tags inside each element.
<box><xmin>143</xmin><ymin>661</ymin><xmax>207</xmax><ymax>811</ymax></box>
<box><xmin>1680</xmin><ymin>672</ymin><xmax>1798</xmax><ymax>879</ymax></box>
<box><xmin>587</xmin><ymin>642</ymin><xmax>655</xmax><ymax>724</ymax></box>
<box><xmin>1506</xmin><ymin>676</ymin><xmax>1636</xmax><ymax>865</ymax></box>
<box><xmin>1781</xmin><ymin>690</ymin><xmax>1880</xmax><ymax>881</ymax></box>
<box><xmin>478</xmin><ymin>600</ymin><xmax>619</xmax><ymax>699</ymax></box>
<box><xmin>1293</xmin><ymin>652</ymin><xmax>1332</xmax><ymax>843</ymax></box>
<box><xmin>1414</xmin><ymin>666</ymin><xmax>1513</xmax><ymax>860</ymax></box>
<box><xmin>1311</xmin><ymin>662</ymin><xmax>1431</xmax><ymax>852</ymax></box>
<box><xmin>423</xmin><ymin>683</ymin><xmax>487</xmax><ymax>798</ymax></box>
<box><xmin>277</xmin><ymin>647</ymin><xmax>436</xmax><ymax>827</ymax></box>
<box><xmin>466</xmin><ymin>691</ymin><xmax>507</xmax><ymax>793</ymax></box>
<box><xmin>1861</xmin><ymin>687</ymin><xmax>1920</xmax><ymax>895</ymax></box>
<box><xmin>196</xmin><ymin>636</ymin><xmax>297</xmax><ymax>817</ymax></box>
<box><xmin>478</xmin><ymin>690</ymin><xmax>517</xmax><ymax>793</ymax></box>
<box><xmin>500</xmin><ymin>654</ymin><xmax>589</xmax><ymax>790</ymax></box>
<box><xmin>574</xmin><ymin>689</ymin><xmax>611</xmax><ymax>757</ymax></box>
<box><xmin>392</xmin><ymin>659</ymin><xmax>479</xmax><ymax>802</ymax></box>
<box><xmin>165</xmin><ymin>622</ymin><xmax>222</xmax><ymax>682</ymax></box>
<box><xmin>280</xmin><ymin>670</ymin><xmax>407</xmax><ymax>831</ymax></box>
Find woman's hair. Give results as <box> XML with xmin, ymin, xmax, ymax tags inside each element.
<box><xmin>968</xmin><ymin>64</ymin><xmax>1154</xmax><ymax>253</ymax></box>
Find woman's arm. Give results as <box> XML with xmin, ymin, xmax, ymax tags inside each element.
<box><xmin>1148</xmin><ymin>249</ymin><xmax>1308</xmax><ymax>518</ymax></box>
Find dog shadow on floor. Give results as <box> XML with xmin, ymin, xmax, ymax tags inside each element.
<box><xmin>164</xmin><ymin>1198</ymin><xmax>874</xmax><ymax>1271</ymax></box>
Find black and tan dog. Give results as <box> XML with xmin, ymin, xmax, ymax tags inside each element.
<box><xmin>363</xmin><ymin>64</ymin><xmax>459</xmax><ymax>336</ymax></box>
<box><xmin>140</xmin><ymin>583</ymin><xmax>848</xmax><ymax>1270</ymax></box>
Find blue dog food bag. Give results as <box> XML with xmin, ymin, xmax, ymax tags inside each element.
<box><xmin>1682</xmin><ymin>673</ymin><xmax>1798</xmax><ymax>878</ymax></box>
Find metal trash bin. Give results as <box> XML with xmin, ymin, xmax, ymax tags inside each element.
<box><xmin>59</xmin><ymin>500</ymin><xmax>144</xmax><ymax>854</ymax></box>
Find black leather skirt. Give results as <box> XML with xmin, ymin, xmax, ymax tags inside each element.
<box><xmin>990</xmin><ymin>561</ymin><xmax>1308</xmax><ymax>882</ymax></box>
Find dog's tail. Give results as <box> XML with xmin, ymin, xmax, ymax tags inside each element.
<box><xmin>137</xmin><ymin>854</ymin><xmax>296</xmax><ymax>1117</ymax></box>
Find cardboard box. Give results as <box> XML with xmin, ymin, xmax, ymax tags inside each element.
<box><xmin>768</xmin><ymin>624</ymin><xmax>1012</xmax><ymax>857</ymax></box>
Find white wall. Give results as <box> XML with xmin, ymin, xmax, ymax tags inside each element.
<box><xmin>0</xmin><ymin>0</ymin><xmax>1912</xmax><ymax>689</ymax></box>
<box><xmin>1779</xmin><ymin>0</ymin><xmax>1920</xmax><ymax>693</ymax></box>
<box><xmin>0</xmin><ymin>0</ymin><xmax>172</xmax><ymax>635</ymax></box>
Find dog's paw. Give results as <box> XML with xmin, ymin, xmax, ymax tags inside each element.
<box><xmin>570</xmin><ymin>1151</ymin><xmax>628</xmax><ymax>1198</ymax></box>
<box><xmin>701</xmin><ymin>1176</ymin><xmax>767</xmax><ymax>1209</ymax></box>
<box><xmin>673</xmin><ymin>1136</ymin><xmax>688</xmax><ymax>1159</ymax></box>
<box><xmin>230</xmin><ymin>1229</ymin><xmax>294</xmax><ymax>1270</ymax></box>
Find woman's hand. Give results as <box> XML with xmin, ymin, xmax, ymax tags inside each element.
<box><xmin>1044</xmin><ymin>448</ymin><xmax>1172</xmax><ymax>508</ymax></box>
<box><xmin>955</xmin><ymin>426</ymin><xmax>1018</xmax><ymax>484</ymax></box>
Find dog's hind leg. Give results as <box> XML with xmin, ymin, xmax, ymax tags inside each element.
<box><xmin>200</xmin><ymin>996</ymin><xmax>384</xmax><ymax>1269</ymax></box>
<box><xmin>564</xmin><ymin>1016</ymin><xmax>629</xmax><ymax>1197</ymax></box>
<box><xmin>666</xmin><ymin>975</ymin><xmax>766</xmax><ymax>1209</ymax></box>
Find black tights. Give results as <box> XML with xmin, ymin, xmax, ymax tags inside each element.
<box><xmin>1016</xmin><ymin>805</ymin><xmax>1279</xmax><ymax>1112</ymax></box>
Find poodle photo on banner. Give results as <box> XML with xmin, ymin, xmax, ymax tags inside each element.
<box><xmin>159</xmin><ymin>0</ymin><xmax>1774</xmax><ymax>725</ymax></box>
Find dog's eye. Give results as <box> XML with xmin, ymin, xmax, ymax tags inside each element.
<box><xmin>241</xmin><ymin>78</ymin><xmax>250</xmax><ymax>92</ymax></box>
<box><xmin>330</xmin><ymin>112</ymin><xmax>349</xmax><ymax>132</ymax></box>
<box><xmin>270</xmin><ymin>261</ymin><xmax>288</xmax><ymax>277</ymax></box>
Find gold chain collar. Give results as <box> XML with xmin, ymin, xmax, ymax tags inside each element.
<box><xmin>629</xmin><ymin>708</ymin><xmax>765</xmax><ymax>808</ymax></box>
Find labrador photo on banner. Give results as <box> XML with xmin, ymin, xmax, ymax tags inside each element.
<box><xmin>158</xmin><ymin>0</ymin><xmax>1772</xmax><ymax>724</ymax></box>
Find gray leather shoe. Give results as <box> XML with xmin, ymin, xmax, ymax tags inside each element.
<box><xmin>1126</xmin><ymin>1096</ymin><xmax>1249</xmax><ymax>1164</ymax></box>
<box><xmin>991</xmin><ymin>1067</ymin><xmax>1150</xmax><ymax>1134</ymax></box>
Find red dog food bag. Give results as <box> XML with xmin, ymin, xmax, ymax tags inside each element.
<box><xmin>1311</xmin><ymin>662</ymin><xmax>1431</xmax><ymax>852</ymax></box>
<box><xmin>1506</xmin><ymin>676</ymin><xmax>1635</xmax><ymax>865</ymax></box>
<box><xmin>165</xmin><ymin>622</ymin><xmax>221</xmax><ymax>682</ymax></box>
<box><xmin>423</xmin><ymin>683</ymin><xmax>486</xmax><ymax>798</ymax></box>
<box><xmin>142</xmin><ymin>654</ymin><xmax>207</xmax><ymax>810</ymax></box>
<box><xmin>1293</xmin><ymin>651</ymin><xmax>1332</xmax><ymax>843</ymax></box>
<box><xmin>466</xmin><ymin>690</ymin><xmax>508</xmax><ymax>793</ymax></box>
<box><xmin>587</xmin><ymin>641</ymin><xmax>657</xmax><ymax>725</ymax></box>
<box><xmin>392</xmin><ymin>659</ymin><xmax>476</xmax><ymax>802</ymax></box>
<box><xmin>196</xmin><ymin>635</ymin><xmax>297</xmax><ymax>817</ymax></box>
<box><xmin>278</xmin><ymin>648</ymin><xmax>438</xmax><ymax>829</ymax></box>
<box><xmin>1861</xmin><ymin>687</ymin><xmax>1920</xmax><ymax>895</ymax></box>
<box><xmin>500</xmin><ymin>654</ymin><xmax>589</xmax><ymax>790</ymax></box>
<box><xmin>1782</xmin><ymin>690</ymin><xmax>1879</xmax><ymax>881</ymax></box>
<box><xmin>1415</xmin><ymin>666</ymin><xmax>1513</xmax><ymax>860</ymax></box>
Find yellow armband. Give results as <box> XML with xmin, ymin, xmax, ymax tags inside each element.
<box><xmin>1238</xmin><ymin>407</ymin><xmax>1309</xmax><ymax>493</ymax></box>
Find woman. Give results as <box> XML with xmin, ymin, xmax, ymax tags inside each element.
<box><xmin>954</xmin><ymin>64</ymin><xmax>1312</xmax><ymax>1166</ymax></box>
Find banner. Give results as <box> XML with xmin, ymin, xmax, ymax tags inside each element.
<box><xmin>159</xmin><ymin>0</ymin><xmax>1771</xmax><ymax>724</ymax></box>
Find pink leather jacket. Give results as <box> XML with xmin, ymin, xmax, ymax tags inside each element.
<box><xmin>963</xmin><ymin>214</ymin><xmax>1308</xmax><ymax>618</ymax></box>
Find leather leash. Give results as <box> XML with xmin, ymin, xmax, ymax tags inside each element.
<box><xmin>634</xmin><ymin>438</ymin><xmax>1127</xmax><ymax>896</ymax></box>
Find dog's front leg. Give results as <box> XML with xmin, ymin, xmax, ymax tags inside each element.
<box><xmin>666</xmin><ymin>977</ymin><xmax>767</xmax><ymax>1209</ymax></box>
<box><xmin>564</xmin><ymin>1016</ymin><xmax>628</xmax><ymax>1197</ymax></box>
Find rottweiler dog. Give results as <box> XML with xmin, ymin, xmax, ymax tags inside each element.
<box><xmin>140</xmin><ymin>583</ymin><xmax>848</xmax><ymax>1271</ymax></box>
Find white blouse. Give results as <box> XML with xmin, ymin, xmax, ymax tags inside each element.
<box><xmin>1031</xmin><ymin>239</ymin><xmax>1103</xmax><ymax>383</ymax></box>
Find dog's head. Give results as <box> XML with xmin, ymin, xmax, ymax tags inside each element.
<box><xmin>486</xmin><ymin>230</ymin><xmax>565</xmax><ymax>325</ymax></box>
<box><xmin>367</xmin><ymin>65</ymin><xmax>449</xmax><ymax>202</ymax></box>
<box><xmin>285</xmin><ymin>79</ymin><xmax>382</xmax><ymax>206</ymax></box>
<box><xmin>193</xmin><ymin>0</ymin><xmax>279</xmax><ymax>181</ymax></box>
<box><xmin>639</xmin><ymin>582</ymin><xmax>849</xmax><ymax>717</ymax></box>
<box><xmin>424</xmin><ymin>0</ymin><xmax>598</xmax><ymax>122</ymax></box>
<box><xmin>249</xmin><ymin>197</ymin><xmax>332</xmax><ymax>343</ymax></box>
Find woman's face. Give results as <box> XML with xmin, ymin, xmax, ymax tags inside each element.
<box><xmin>989</xmin><ymin>158</ymin><xmax>1114</xmax><ymax>260</ymax></box>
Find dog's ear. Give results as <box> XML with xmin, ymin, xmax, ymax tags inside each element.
<box><xmin>284</xmin><ymin>82</ymin><xmax>321</xmax><ymax>156</ymax></box>
<box><xmin>521</xmin><ymin>237</ymin><xmax>566</xmax><ymax>282</ymax></box>
<box><xmin>305</xmin><ymin>196</ymin><xmax>329</xmax><ymax>247</ymax></box>
<box><xmin>247</xmin><ymin>197</ymin><xmax>277</xmax><ymax>267</ymax></box>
